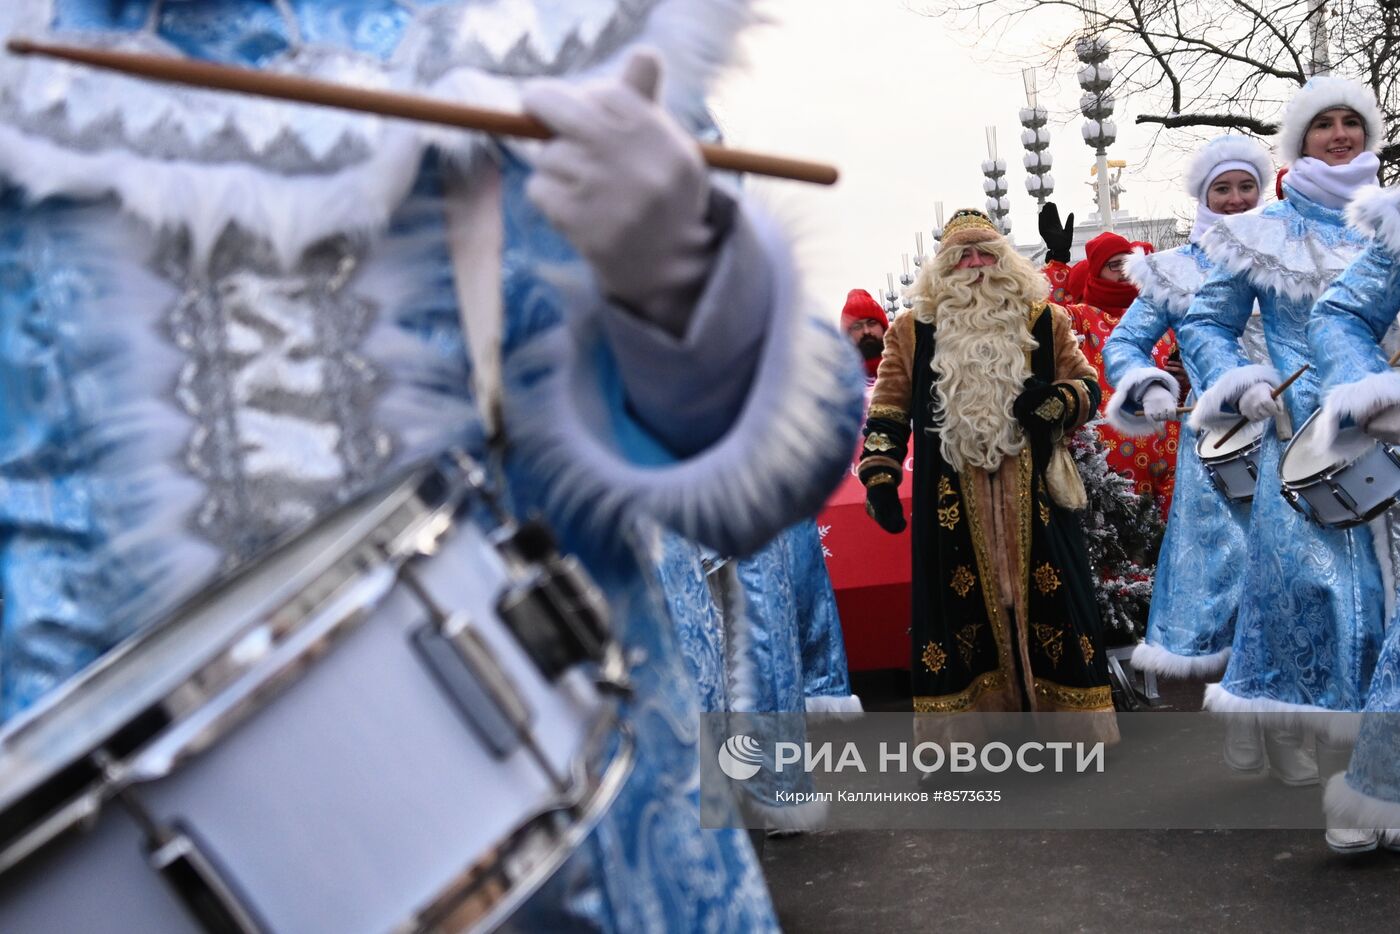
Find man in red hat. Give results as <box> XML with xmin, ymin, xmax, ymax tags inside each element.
<box><xmin>841</xmin><ymin>288</ymin><xmax>890</xmax><ymax>387</ymax></box>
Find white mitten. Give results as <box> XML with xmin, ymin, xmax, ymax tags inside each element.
<box><xmin>1141</xmin><ymin>385</ymin><xmax>1178</xmax><ymax>423</ymax></box>
<box><xmin>1237</xmin><ymin>381</ymin><xmax>1283</xmax><ymax>422</ymax></box>
<box><xmin>1361</xmin><ymin>404</ymin><xmax>1400</xmax><ymax>444</ymax></box>
<box><xmin>522</xmin><ymin>50</ymin><xmax>713</xmax><ymax>337</ymax></box>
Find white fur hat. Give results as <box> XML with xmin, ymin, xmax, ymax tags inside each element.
<box><xmin>1275</xmin><ymin>75</ymin><xmax>1384</xmax><ymax>163</ymax></box>
<box><xmin>1183</xmin><ymin>135</ymin><xmax>1274</xmax><ymax>201</ymax></box>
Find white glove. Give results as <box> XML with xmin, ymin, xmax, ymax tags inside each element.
<box><xmin>1237</xmin><ymin>382</ymin><xmax>1283</xmax><ymax>422</ymax></box>
<box><xmin>1361</xmin><ymin>404</ymin><xmax>1400</xmax><ymax>444</ymax></box>
<box><xmin>1141</xmin><ymin>385</ymin><xmax>1178</xmax><ymax>423</ymax></box>
<box><xmin>522</xmin><ymin>50</ymin><xmax>714</xmax><ymax>337</ymax></box>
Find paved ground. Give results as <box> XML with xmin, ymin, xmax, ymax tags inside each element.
<box><xmin>760</xmin><ymin>671</ymin><xmax>1400</xmax><ymax>933</ymax></box>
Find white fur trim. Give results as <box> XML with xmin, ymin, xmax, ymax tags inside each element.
<box><xmin>1200</xmin><ymin>208</ymin><xmax>1365</xmax><ymax>304</ymax></box>
<box><xmin>805</xmin><ymin>694</ymin><xmax>864</xmax><ymax>715</ymax></box>
<box><xmin>504</xmin><ymin>201</ymin><xmax>864</xmax><ymax>558</ymax></box>
<box><xmin>1204</xmin><ymin>684</ymin><xmax>1361</xmax><ymax>742</ymax></box>
<box><xmin>1184</xmin><ymin>136</ymin><xmax>1274</xmax><ymax>200</ymax></box>
<box><xmin>1325</xmin><ymin>772</ymin><xmax>1400</xmax><ymax>830</ymax></box>
<box><xmin>1189</xmin><ymin>364</ymin><xmax>1280</xmax><ymax>432</ymax></box>
<box><xmin>720</xmin><ymin>563</ymin><xmax>761</xmax><ymax>713</ymax></box>
<box><xmin>1277</xmin><ymin>76</ymin><xmax>1385</xmax><ymax>163</ymax></box>
<box><xmin>1317</xmin><ymin>369</ymin><xmax>1400</xmax><ymax>451</ymax></box>
<box><xmin>1125</xmin><ymin>245</ymin><xmax>1208</xmax><ymax>315</ymax></box>
<box><xmin>1105</xmin><ymin>366</ymin><xmax>1180</xmax><ymax>436</ymax></box>
<box><xmin>1130</xmin><ymin>643</ymin><xmax>1230</xmax><ymax>680</ymax></box>
<box><xmin>1346</xmin><ymin>184</ymin><xmax>1400</xmax><ymax>258</ymax></box>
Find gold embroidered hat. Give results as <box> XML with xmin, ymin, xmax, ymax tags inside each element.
<box><xmin>938</xmin><ymin>209</ymin><xmax>1003</xmax><ymax>253</ymax></box>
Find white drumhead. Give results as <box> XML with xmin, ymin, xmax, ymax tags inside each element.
<box><xmin>1281</xmin><ymin>411</ymin><xmax>1379</xmax><ymax>483</ymax></box>
<box><xmin>1196</xmin><ymin>415</ymin><xmax>1266</xmax><ymax>460</ymax></box>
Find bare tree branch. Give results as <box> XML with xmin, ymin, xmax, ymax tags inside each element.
<box><xmin>1135</xmin><ymin>112</ymin><xmax>1279</xmax><ymax>133</ymax></box>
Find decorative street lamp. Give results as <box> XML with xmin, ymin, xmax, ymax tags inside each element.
<box><xmin>1076</xmin><ymin>28</ymin><xmax>1116</xmax><ymax>231</ymax></box>
<box><xmin>1020</xmin><ymin>68</ymin><xmax>1054</xmax><ymax>206</ymax></box>
<box><xmin>981</xmin><ymin>127</ymin><xmax>1011</xmax><ymax>235</ymax></box>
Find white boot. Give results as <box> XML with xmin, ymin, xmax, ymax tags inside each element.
<box><xmin>1263</xmin><ymin>723</ymin><xmax>1319</xmax><ymax>786</ymax></box>
<box><xmin>1222</xmin><ymin>716</ymin><xmax>1266</xmax><ymax>773</ymax></box>
<box><xmin>1326</xmin><ymin>827</ymin><xmax>1379</xmax><ymax>855</ymax></box>
<box><xmin>1317</xmin><ymin>733</ymin><xmax>1375</xmax><ymax>855</ymax></box>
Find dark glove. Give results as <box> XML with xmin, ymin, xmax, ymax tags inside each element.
<box><xmin>1013</xmin><ymin>377</ymin><xmax>1074</xmax><ymax>462</ymax></box>
<box><xmin>1038</xmin><ymin>202</ymin><xmax>1075</xmax><ymax>265</ymax></box>
<box><xmin>865</xmin><ymin>479</ymin><xmax>907</xmax><ymax>534</ymax></box>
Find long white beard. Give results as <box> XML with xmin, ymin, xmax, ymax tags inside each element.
<box><xmin>930</xmin><ymin>275</ymin><xmax>1036</xmax><ymax>472</ymax></box>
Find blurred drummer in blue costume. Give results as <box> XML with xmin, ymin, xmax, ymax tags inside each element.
<box><xmin>1104</xmin><ymin>135</ymin><xmax>1272</xmax><ymax>685</ymax></box>
<box><xmin>1175</xmin><ymin>75</ymin><xmax>1390</xmax><ymax>853</ymax></box>
<box><xmin>0</xmin><ymin>1</ymin><xmax>863</xmax><ymax>927</ymax></box>
<box><xmin>1307</xmin><ymin>177</ymin><xmax>1400</xmax><ymax>853</ymax></box>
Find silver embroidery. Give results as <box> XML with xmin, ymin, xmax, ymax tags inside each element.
<box><xmin>159</xmin><ymin>227</ymin><xmax>393</xmax><ymax>562</ymax></box>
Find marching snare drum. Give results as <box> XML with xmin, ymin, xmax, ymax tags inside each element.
<box><xmin>0</xmin><ymin>454</ymin><xmax>631</xmax><ymax>934</ymax></box>
<box><xmin>1196</xmin><ymin>417</ymin><xmax>1268</xmax><ymax>502</ymax></box>
<box><xmin>1280</xmin><ymin>411</ymin><xmax>1400</xmax><ymax>529</ymax></box>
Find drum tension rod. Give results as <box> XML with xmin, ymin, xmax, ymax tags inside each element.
<box><xmin>92</xmin><ymin>751</ymin><xmax>268</xmax><ymax>934</ymax></box>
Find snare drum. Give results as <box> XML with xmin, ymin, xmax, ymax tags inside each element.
<box><xmin>0</xmin><ymin>455</ymin><xmax>631</xmax><ymax>934</ymax></box>
<box><xmin>1280</xmin><ymin>411</ymin><xmax>1400</xmax><ymax>528</ymax></box>
<box><xmin>1196</xmin><ymin>417</ymin><xmax>1268</xmax><ymax>502</ymax></box>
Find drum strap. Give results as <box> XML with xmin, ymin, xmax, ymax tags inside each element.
<box><xmin>443</xmin><ymin>158</ymin><xmax>507</xmax><ymax>445</ymax></box>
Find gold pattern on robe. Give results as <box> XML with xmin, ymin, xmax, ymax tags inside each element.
<box><xmin>865</xmin><ymin>473</ymin><xmax>897</xmax><ymax>487</ymax></box>
<box><xmin>1033</xmin><ymin>623</ymin><xmax>1064</xmax><ymax>666</ymax></box>
<box><xmin>955</xmin><ymin>623</ymin><xmax>982</xmax><ymax>667</ymax></box>
<box><xmin>922</xmin><ymin>641</ymin><xmax>949</xmax><ymax>674</ymax></box>
<box><xmin>1033</xmin><ymin>679</ymin><xmax>1113</xmax><ymax>710</ymax></box>
<box><xmin>1079</xmin><ymin>634</ymin><xmax>1095</xmax><ymax>663</ymax></box>
<box><xmin>864</xmin><ymin>432</ymin><xmax>897</xmax><ymax>453</ymax></box>
<box><xmin>914</xmin><ymin>670</ymin><xmax>1008</xmax><ymax>712</ymax></box>
<box><xmin>868</xmin><ymin>404</ymin><xmax>908</xmax><ymax>422</ymax></box>
<box><xmin>937</xmin><ymin>476</ymin><xmax>961</xmax><ymax>530</ymax></box>
<box><xmin>1033</xmin><ymin>562</ymin><xmax>1061</xmax><ymax>595</ymax></box>
<box><xmin>950</xmin><ymin>564</ymin><xmax>977</xmax><ymax>598</ymax></box>
<box><xmin>1033</xmin><ymin>395</ymin><xmax>1066</xmax><ymax>423</ymax></box>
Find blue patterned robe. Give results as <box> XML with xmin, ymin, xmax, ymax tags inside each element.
<box><xmin>1105</xmin><ymin>243</ymin><xmax>1250</xmax><ymax>678</ymax></box>
<box><xmin>1308</xmin><ymin>183</ymin><xmax>1400</xmax><ymax>827</ymax></box>
<box><xmin>1176</xmin><ymin>183</ymin><xmax>1388</xmax><ymax>718</ymax></box>
<box><xmin>0</xmin><ymin>3</ymin><xmax>866</xmax><ymax>929</ymax></box>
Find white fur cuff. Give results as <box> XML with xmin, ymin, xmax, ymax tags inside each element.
<box><xmin>1325</xmin><ymin>772</ymin><xmax>1400</xmax><ymax>831</ymax></box>
<box><xmin>1189</xmin><ymin>364</ymin><xmax>1280</xmax><ymax>432</ymax></box>
<box><xmin>1130</xmin><ymin>642</ymin><xmax>1229</xmax><ymax>680</ymax></box>
<box><xmin>1347</xmin><ymin>184</ymin><xmax>1400</xmax><ymax>258</ymax></box>
<box><xmin>1105</xmin><ymin>366</ymin><xmax>1179</xmax><ymax>436</ymax></box>
<box><xmin>805</xmin><ymin>694</ymin><xmax>865</xmax><ymax>716</ymax></box>
<box><xmin>1318</xmin><ymin>369</ymin><xmax>1400</xmax><ymax>450</ymax></box>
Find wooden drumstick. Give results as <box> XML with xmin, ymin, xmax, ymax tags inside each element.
<box><xmin>6</xmin><ymin>38</ymin><xmax>839</xmax><ymax>186</ymax></box>
<box><xmin>1211</xmin><ymin>364</ymin><xmax>1309</xmax><ymax>449</ymax></box>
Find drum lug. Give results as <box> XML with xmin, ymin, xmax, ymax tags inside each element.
<box><xmin>497</xmin><ymin>563</ymin><xmax>608</xmax><ymax>681</ymax></box>
<box><xmin>147</xmin><ymin>820</ymin><xmax>268</xmax><ymax>934</ymax></box>
<box><xmin>1329</xmin><ymin>481</ymin><xmax>1360</xmax><ymax>515</ymax></box>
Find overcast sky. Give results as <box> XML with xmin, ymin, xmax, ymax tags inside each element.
<box><xmin>709</xmin><ymin>0</ymin><xmax>1200</xmax><ymax>318</ymax></box>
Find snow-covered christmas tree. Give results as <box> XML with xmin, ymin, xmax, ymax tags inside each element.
<box><xmin>1068</xmin><ymin>420</ymin><xmax>1165</xmax><ymax>642</ymax></box>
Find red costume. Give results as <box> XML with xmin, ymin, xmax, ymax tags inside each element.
<box><xmin>1058</xmin><ymin>233</ymin><xmax>1179</xmax><ymax>515</ymax></box>
<box><xmin>840</xmin><ymin>288</ymin><xmax>890</xmax><ymax>384</ymax></box>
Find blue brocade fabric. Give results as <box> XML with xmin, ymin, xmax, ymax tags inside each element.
<box><xmin>1308</xmin><ymin>235</ymin><xmax>1400</xmax><ymax>823</ymax></box>
<box><xmin>786</xmin><ymin>519</ymin><xmax>855</xmax><ymax>705</ymax></box>
<box><xmin>1103</xmin><ymin>244</ymin><xmax>1249</xmax><ymax>666</ymax></box>
<box><xmin>1176</xmin><ymin>189</ymin><xmax>1388</xmax><ymax>713</ymax></box>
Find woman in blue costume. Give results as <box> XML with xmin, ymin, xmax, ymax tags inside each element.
<box><xmin>0</xmin><ymin>2</ymin><xmax>864</xmax><ymax>928</ymax></box>
<box><xmin>1175</xmin><ymin>75</ymin><xmax>1389</xmax><ymax>854</ymax></box>
<box><xmin>1306</xmin><ymin>181</ymin><xmax>1400</xmax><ymax>852</ymax></box>
<box><xmin>1105</xmin><ymin>135</ymin><xmax>1272</xmax><ymax>683</ymax></box>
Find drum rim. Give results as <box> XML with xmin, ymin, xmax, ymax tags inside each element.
<box><xmin>1194</xmin><ymin>417</ymin><xmax>1266</xmax><ymax>461</ymax></box>
<box><xmin>0</xmin><ymin>456</ymin><xmax>466</xmax><ymax>846</ymax></box>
